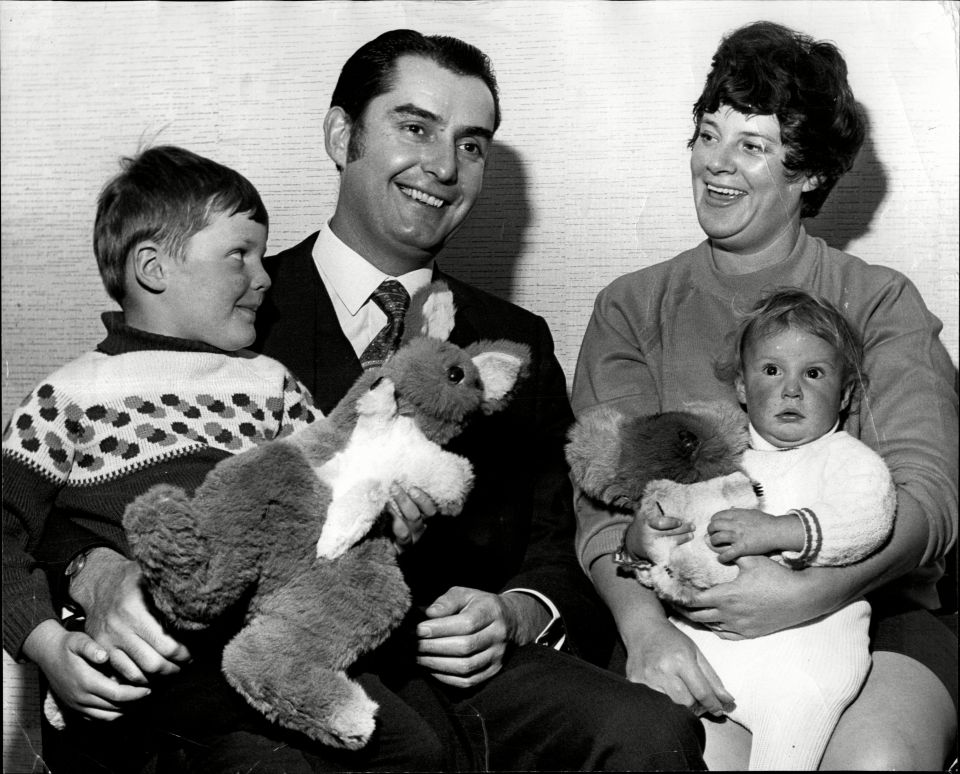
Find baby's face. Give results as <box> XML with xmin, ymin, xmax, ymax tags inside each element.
<box><xmin>159</xmin><ymin>210</ymin><xmax>269</xmax><ymax>351</ymax></box>
<box><xmin>735</xmin><ymin>327</ymin><xmax>850</xmax><ymax>448</ymax></box>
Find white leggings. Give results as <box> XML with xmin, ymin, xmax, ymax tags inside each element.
<box><xmin>674</xmin><ymin>599</ymin><xmax>871</xmax><ymax>770</ymax></box>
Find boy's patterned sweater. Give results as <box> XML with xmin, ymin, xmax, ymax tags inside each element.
<box><xmin>2</xmin><ymin>313</ymin><xmax>319</xmax><ymax>656</ymax></box>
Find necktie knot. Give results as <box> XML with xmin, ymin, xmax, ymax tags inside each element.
<box><xmin>360</xmin><ymin>279</ymin><xmax>410</xmax><ymax>369</ymax></box>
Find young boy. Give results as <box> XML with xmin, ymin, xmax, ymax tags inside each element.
<box><xmin>1</xmin><ymin>145</ymin><xmax>319</xmax><ymax>770</ymax></box>
<box><xmin>628</xmin><ymin>288</ymin><xmax>896</xmax><ymax>770</ymax></box>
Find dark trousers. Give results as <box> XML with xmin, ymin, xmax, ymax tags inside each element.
<box><xmin>40</xmin><ymin>644</ymin><xmax>705</xmax><ymax>773</ymax></box>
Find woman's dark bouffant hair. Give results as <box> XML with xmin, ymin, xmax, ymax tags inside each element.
<box><xmin>689</xmin><ymin>21</ymin><xmax>866</xmax><ymax>218</ymax></box>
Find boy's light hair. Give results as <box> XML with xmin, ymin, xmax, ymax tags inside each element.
<box><xmin>93</xmin><ymin>145</ymin><xmax>268</xmax><ymax>303</ymax></box>
<box><xmin>715</xmin><ymin>287</ymin><xmax>867</xmax><ymax>416</ymax></box>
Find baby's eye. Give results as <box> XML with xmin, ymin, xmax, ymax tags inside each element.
<box><xmin>762</xmin><ymin>364</ymin><xmax>780</xmax><ymax>376</ymax></box>
<box><xmin>805</xmin><ymin>368</ymin><xmax>824</xmax><ymax>379</ymax></box>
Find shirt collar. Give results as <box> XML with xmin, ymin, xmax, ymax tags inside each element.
<box><xmin>96</xmin><ymin>311</ymin><xmax>238</xmax><ymax>356</ymax></box>
<box><xmin>748</xmin><ymin>419</ymin><xmax>839</xmax><ymax>451</ymax></box>
<box><xmin>314</xmin><ymin>220</ymin><xmax>434</xmax><ymax>313</ymax></box>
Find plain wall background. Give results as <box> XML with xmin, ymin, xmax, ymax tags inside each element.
<box><xmin>2</xmin><ymin>2</ymin><xmax>957</xmax><ymax>770</ymax></box>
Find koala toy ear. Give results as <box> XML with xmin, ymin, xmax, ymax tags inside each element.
<box><xmin>467</xmin><ymin>340</ymin><xmax>531</xmax><ymax>414</ymax></box>
<box><xmin>404</xmin><ymin>280</ymin><xmax>456</xmax><ymax>343</ymax></box>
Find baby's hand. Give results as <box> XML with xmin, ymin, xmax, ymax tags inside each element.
<box><xmin>707</xmin><ymin>508</ymin><xmax>797</xmax><ymax>563</ymax></box>
<box><xmin>23</xmin><ymin>620</ymin><xmax>151</xmax><ymax>721</ymax></box>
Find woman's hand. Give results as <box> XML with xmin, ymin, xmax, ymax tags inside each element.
<box><xmin>623</xmin><ymin>508</ymin><xmax>694</xmax><ymax>559</ymax></box>
<box><xmin>682</xmin><ymin>555</ymin><xmax>832</xmax><ymax>638</ymax></box>
<box><xmin>625</xmin><ymin>619</ymin><xmax>735</xmax><ymax>718</ymax></box>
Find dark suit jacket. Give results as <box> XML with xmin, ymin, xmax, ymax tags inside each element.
<box><xmin>253</xmin><ymin>232</ymin><xmax>613</xmax><ymax>664</ymax></box>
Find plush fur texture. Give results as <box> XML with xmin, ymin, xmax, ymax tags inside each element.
<box><xmin>121</xmin><ymin>281</ymin><xmax>530</xmax><ymax>750</ymax></box>
<box><xmin>566</xmin><ymin>401</ymin><xmax>759</xmax><ymax>606</ymax></box>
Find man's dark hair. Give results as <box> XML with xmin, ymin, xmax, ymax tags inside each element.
<box><xmin>94</xmin><ymin>145</ymin><xmax>268</xmax><ymax>303</ymax></box>
<box><xmin>330</xmin><ymin>29</ymin><xmax>500</xmax><ymax>164</ymax></box>
<box><xmin>689</xmin><ymin>21</ymin><xmax>865</xmax><ymax>218</ymax></box>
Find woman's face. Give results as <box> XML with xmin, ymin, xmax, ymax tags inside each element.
<box><xmin>690</xmin><ymin>106</ymin><xmax>816</xmax><ymax>255</ymax></box>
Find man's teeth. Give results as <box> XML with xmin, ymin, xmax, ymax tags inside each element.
<box><xmin>707</xmin><ymin>184</ymin><xmax>745</xmax><ymax>197</ymax></box>
<box><xmin>400</xmin><ymin>186</ymin><xmax>444</xmax><ymax>208</ymax></box>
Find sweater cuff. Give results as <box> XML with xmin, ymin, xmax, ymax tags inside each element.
<box><xmin>781</xmin><ymin>508</ymin><xmax>822</xmax><ymax>569</ymax></box>
<box><xmin>579</xmin><ymin>522</ymin><xmax>629</xmax><ymax>572</ymax></box>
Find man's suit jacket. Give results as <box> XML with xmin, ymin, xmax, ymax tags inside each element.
<box><xmin>253</xmin><ymin>232</ymin><xmax>614</xmax><ymax>664</ymax></box>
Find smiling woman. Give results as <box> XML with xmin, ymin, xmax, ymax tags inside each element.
<box><xmin>572</xmin><ymin>19</ymin><xmax>957</xmax><ymax>772</ymax></box>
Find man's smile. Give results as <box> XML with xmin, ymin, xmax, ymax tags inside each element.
<box><xmin>398</xmin><ymin>184</ymin><xmax>447</xmax><ymax>208</ymax></box>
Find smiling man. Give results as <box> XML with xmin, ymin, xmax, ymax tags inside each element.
<box><xmin>251</xmin><ymin>29</ymin><xmax>707</xmax><ymax>773</ymax></box>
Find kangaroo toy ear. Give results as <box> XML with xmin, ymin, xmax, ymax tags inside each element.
<box><xmin>404</xmin><ymin>280</ymin><xmax>456</xmax><ymax>343</ymax></box>
<box><xmin>467</xmin><ymin>340</ymin><xmax>531</xmax><ymax>413</ymax></box>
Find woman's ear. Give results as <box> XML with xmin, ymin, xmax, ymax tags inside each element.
<box><xmin>324</xmin><ymin>106</ymin><xmax>352</xmax><ymax>170</ymax></box>
<box><xmin>801</xmin><ymin>173</ymin><xmax>822</xmax><ymax>194</ymax></box>
<box><xmin>131</xmin><ymin>241</ymin><xmax>166</xmax><ymax>293</ymax></box>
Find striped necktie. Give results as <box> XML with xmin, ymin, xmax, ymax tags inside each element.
<box><xmin>359</xmin><ymin>279</ymin><xmax>410</xmax><ymax>369</ymax></box>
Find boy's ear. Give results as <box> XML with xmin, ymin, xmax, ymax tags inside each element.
<box><xmin>324</xmin><ymin>106</ymin><xmax>351</xmax><ymax>169</ymax></box>
<box><xmin>132</xmin><ymin>241</ymin><xmax>167</xmax><ymax>293</ymax></box>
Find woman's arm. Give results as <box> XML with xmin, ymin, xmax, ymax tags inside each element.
<box><xmin>588</xmin><ymin>551</ymin><xmax>734</xmax><ymax>717</ymax></box>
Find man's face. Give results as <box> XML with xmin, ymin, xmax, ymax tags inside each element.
<box><xmin>690</xmin><ymin>106</ymin><xmax>815</xmax><ymax>255</ymax></box>
<box><xmin>328</xmin><ymin>55</ymin><xmax>496</xmax><ymax>271</ymax></box>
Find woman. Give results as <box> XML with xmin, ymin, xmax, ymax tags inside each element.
<box><xmin>571</xmin><ymin>21</ymin><xmax>957</xmax><ymax>770</ymax></box>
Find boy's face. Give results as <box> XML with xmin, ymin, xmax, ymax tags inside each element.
<box><xmin>329</xmin><ymin>55</ymin><xmax>496</xmax><ymax>270</ymax></box>
<box><xmin>160</xmin><ymin>210</ymin><xmax>269</xmax><ymax>351</ymax></box>
<box><xmin>735</xmin><ymin>327</ymin><xmax>851</xmax><ymax>448</ymax></box>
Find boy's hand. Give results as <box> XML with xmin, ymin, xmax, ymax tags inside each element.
<box><xmin>23</xmin><ymin>620</ymin><xmax>151</xmax><ymax>721</ymax></box>
<box><xmin>69</xmin><ymin>548</ymin><xmax>191</xmax><ymax>684</ymax></box>
<box><xmin>386</xmin><ymin>485</ymin><xmax>437</xmax><ymax>552</ymax></box>
<box><xmin>707</xmin><ymin>508</ymin><xmax>803</xmax><ymax>563</ymax></box>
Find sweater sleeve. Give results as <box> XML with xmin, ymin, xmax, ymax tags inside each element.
<box><xmin>850</xmin><ymin>273</ymin><xmax>958</xmax><ymax>567</ymax></box>
<box><xmin>781</xmin><ymin>436</ymin><xmax>897</xmax><ymax>569</ymax></box>
<box><xmin>2</xmin><ymin>395</ymin><xmax>72</xmax><ymax>658</ymax></box>
<box><xmin>570</xmin><ymin>283</ymin><xmax>664</xmax><ymax>571</ymax></box>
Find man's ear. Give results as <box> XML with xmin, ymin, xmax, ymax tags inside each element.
<box><xmin>324</xmin><ymin>106</ymin><xmax>351</xmax><ymax>169</ymax></box>
<box><xmin>132</xmin><ymin>241</ymin><xmax>167</xmax><ymax>293</ymax></box>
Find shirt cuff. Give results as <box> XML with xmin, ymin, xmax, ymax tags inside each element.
<box><xmin>504</xmin><ymin>588</ymin><xmax>566</xmax><ymax>650</ymax></box>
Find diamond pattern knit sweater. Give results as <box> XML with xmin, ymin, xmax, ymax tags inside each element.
<box><xmin>2</xmin><ymin>313</ymin><xmax>319</xmax><ymax>656</ymax></box>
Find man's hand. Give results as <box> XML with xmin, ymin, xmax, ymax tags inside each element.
<box><xmin>69</xmin><ymin>548</ymin><xmax>191</xmax><ymax>684</ymax></box>
<box><xmin>707</xmin><ymin>508</ymin><xmax>803</xmax><ymax>563</ymax></box>
<box><xmin>624</xmin><ymin>619</ymin><xmax>735</xmax><ymax>718</ymax></box>
<box><xmin>416</xmin><ymin>586</ymin><xmax>548</xmax><ymax>688</ymax></box>
<box><xmin>22</xmin><ymin>620</ymin><xmax>151</xmax><ymax>721</ymax></box>
<box><xmin>386</xmin><ymin>485</ymin><xmax>437</xmax><ymax>552</ymax></box>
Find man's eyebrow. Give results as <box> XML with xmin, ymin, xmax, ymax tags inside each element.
<box><xmin>390</xmin><ymin>103</ymin><xmax>494</xmax><ymax>141</ymax></box>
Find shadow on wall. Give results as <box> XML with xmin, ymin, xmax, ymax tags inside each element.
<box><xmin>806</xmin><ymin>106</ymin><xmax>888</xmax><ymax>251</ymax></box>
<box><xmin>439</xmin><ymin>142</ymin><xmax>529</xmax><ymax>302</ymax></box>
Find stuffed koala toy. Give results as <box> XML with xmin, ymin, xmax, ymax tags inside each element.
<box><xmin>566</xmin><ymin>401</ymin><xmax>759</xmax><ymax>606</ymax></box>
<box><xmin>114</xmin><ymin>281</ymin><xmax>530</xmax><ymax>750</ymax></box>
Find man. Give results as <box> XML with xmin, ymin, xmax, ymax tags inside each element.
<box><xmin>252</xmin><ymin>29</ymin><xmax>706</xmax><ymax>771</ymax></box>
<box><xmin>34</xmin><ymin>30</ymin><xmax>705</xmax><ymax>772</ymax></box>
